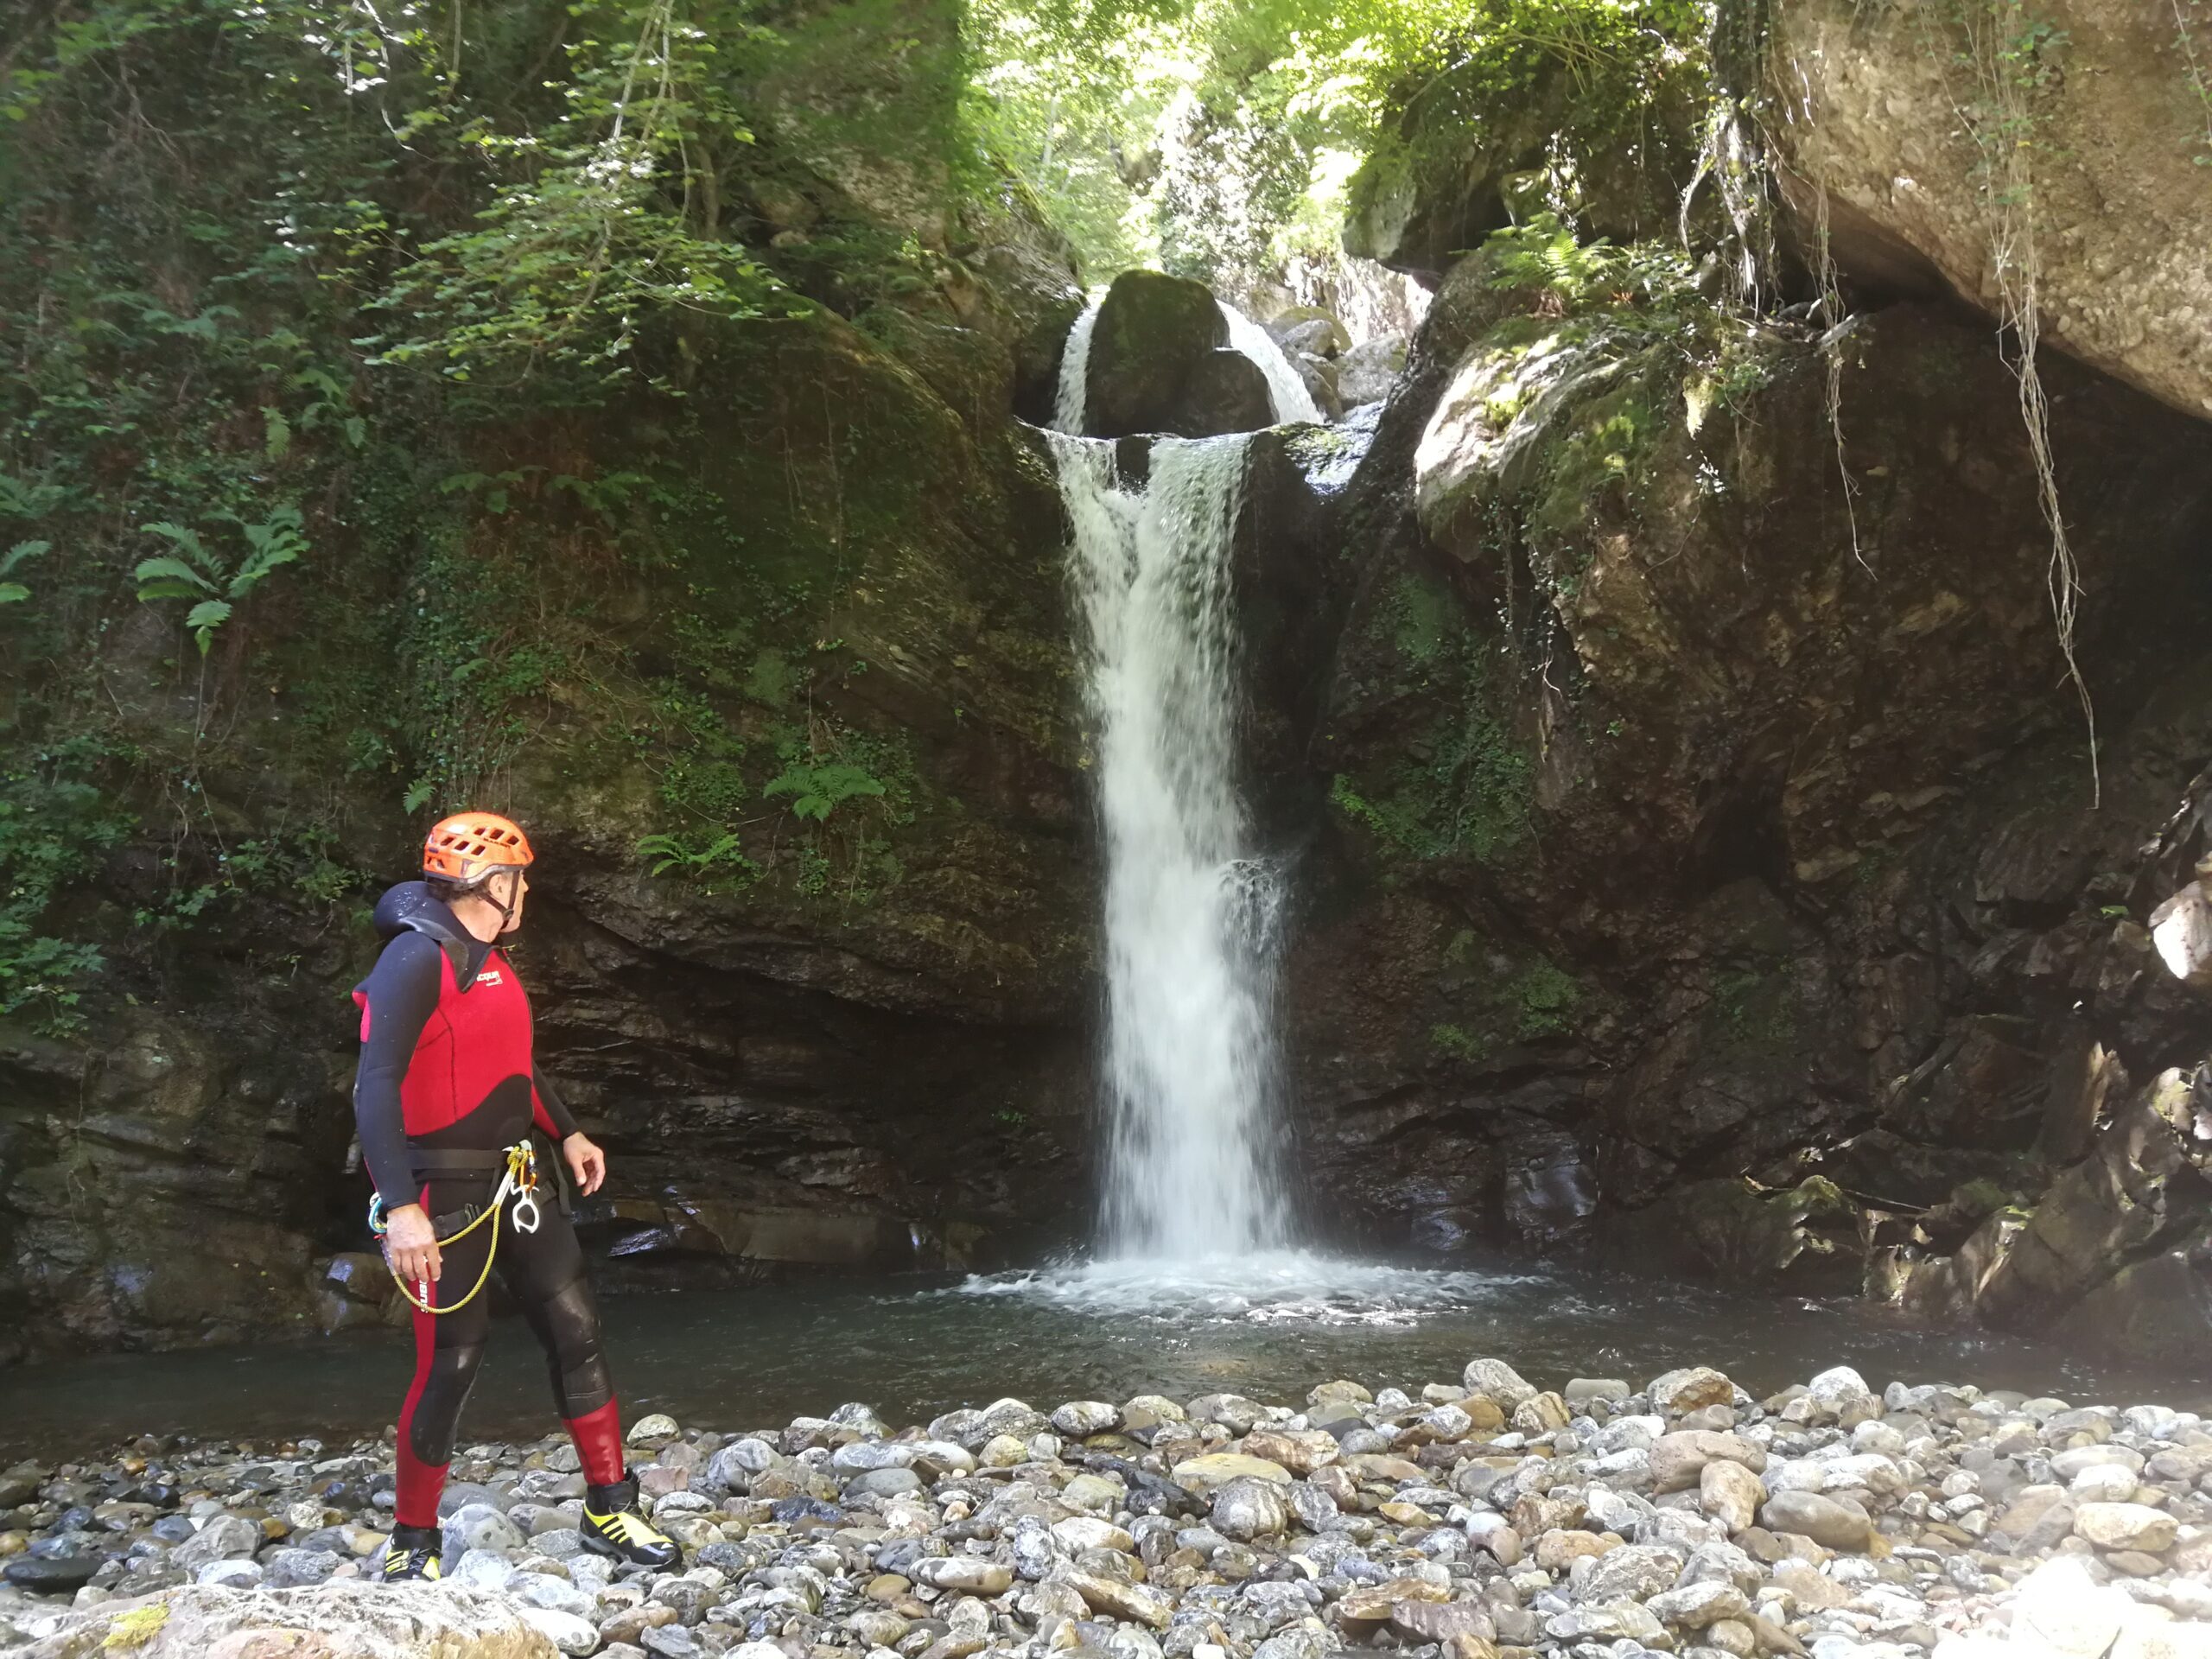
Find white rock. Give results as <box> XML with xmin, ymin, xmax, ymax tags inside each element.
<box><xmin>1463</xmin><ymin>1358</ymin><xmax>1538</xmax><ymax>1407</ymax></box>
<box><xmin>2075</xmin><ymin>1502</ymin><xmax>2179</xmax><ymax>1553</ymax></box>
<box><xmin>2054</xmin><ymin>1446</ymin><xmax>2146</xmax><ymax>1481</ymax></box>
<box><xmin>913</xmin><ymin>1558</ymin><xmax>1014</xmax><ymax>1594</ymax></box>
<box><xmin>626</xmin><ymin>1412</ymin><xmax>680</xmax><ymax>1442</ymax></box>
<box><xmin>2072</xmin><ymin>1464</ymin><xmax>2144</xmax><ymax>1503</ymax></box>
<box><xmin>446</xmin><ymin>1548</ymin><xmax>516</xmax><ymax>1592</ymax></box>
<box><xmin>2017</xmin><ymin>1556</ymin><xmax>2133</xmax><ymax>1657</ymax></box>
<box><xmin>1052</xmin><ymin>1402</ymin><xmax>1121</xmax><ymax>1437</ymax></box>
<box><xmin>1649</xmin><ymin>1580</ymin><xmax>1751</xmax><ymax>1628</ymax></box>
<box><xmin>1053</xmin><ymin>1516</ymin><xmax>1137</xmax><ymax>1554</ymax></box>
<box><xmin>2114</xmin><ymin>1612</ymin><xmax>2212</xmax><ymax>1659</ymax></box>
<box><xmin>522</xmin><ymin>1605</ymin><xmax>601</xmax><ymax>1654</ymax></box>
<box><xmin>512</xmin><ymin>1570</ymin><xmax>596</xmax><ymax>1618</ymax></box>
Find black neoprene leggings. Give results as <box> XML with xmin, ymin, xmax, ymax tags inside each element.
<box><xmin>394</xmin><ymin>1177</ymin><xmax>615</xmax><ymax>1519</ymax></box>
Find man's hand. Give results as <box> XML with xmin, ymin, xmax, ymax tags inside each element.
<box><xmin>563</xmin><ymin>1131</ymin><xmax>607</xmax><ymax>1196</ymax></box>
<box><xmin>384</xmin><ymin>1204</ymin><xmax>442</xmax><ymax>1287</ymax></box>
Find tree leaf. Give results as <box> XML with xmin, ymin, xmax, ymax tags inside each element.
<box><xmin>2</xmin><ymin>538</ymin><xmax>50</xmax><ymax>576</ymax></box>
<box><xmin>263</xmin><ymin>406</ymin><xmax>291</xmax><ymax>461</ymax></box>
<box><xmin>141</xmin><ymin>522</ymin><xmax>211</xmax><ymax>569</ymax></box>
<box><xmin>185</xmin><ymin>599</ymin><xmax>232</xmax><ymax>632</ymax></box>
<box><xmin>0</xmin><ymin>582</ymin><xmax>29</xmax><ymax>605</ymax></box>
<box><xmin>230</xmin><ymin>542</ymin><xmax>302</xmax><ymax>594</ymax></box>
<box><xmin>133</xmin><ymin>556</ymin><xmax>216</xmax><ymax>597</ymax></box>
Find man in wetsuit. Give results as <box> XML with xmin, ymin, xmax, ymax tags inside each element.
<box><xmin>353</xmin><ymin>810</ymin><xmax>678</xmax><ymax>1580</ymax></box>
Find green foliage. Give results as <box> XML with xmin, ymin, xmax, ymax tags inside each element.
<box><xmin>763</xmin><ymin>760</ymin><xmax>887</xmax><ymax>823</ymax></box>
<box><xmin>1510</xmin><ymin>957</ymin><xmax>1580</xmax><ymax>1039</ymax></box>
<box><xmin>1384</xmin><ymin>575</ymin><xmax>1453</xmax><ymax>664</ymax></box>
<box><xmin>1329</xmin><ymin>696</ymin><xmax>1530</xmax><ymax>865</ymax></box>
<box><xmin>970</xmin><ymin>0</ymin><xmax>1707</xmax><ymax>287</ymax></box>
<box><xmin>220</xmin><ymin>831</ymin><xmax>357</xmax><ymax>908</ymax></box>
<box><xmin>134</xmin><ymin>506</ymin><xmax>308</xmax><ymax>655</ymax></box>
<box><xmin>638</xmin><ymin>830</ymin><xmax>762</xmax><ymax>890</ymax></box>
<box><xmin>1429</xmin><ymin>1020</ymin><xmax>1488</xmax><ymax>1061</ymax></box>
<box><xmin>1428</xmin><ymin>953</ymin><xmax>1583</xmax><ymax>1063</ymax></box>
<box><xmin>2177</xmin><ymin>0</ymin><xmax>2212</xmax><ymax>167</ymax></box>
<box><xmin>1480</xmin><ymin>213</ymin><xmax>1695</xmax><ymax>311</ymax></box>
<box><xmin>355</xmin><ymin>0</ymin><xmax>794</xmax><ymax>398</ymax></box>
<box><xmin>0</xmin><ymin>539</ymin><xmax>48</xmax><ymax>607</ymax></box>
<box><xmin>0</xmin><ymin>740</ymin><xmax>137</xmax><ymax>1032</ymax></box>
<box><xmin>1710</xmin><ymin>964</ymin><xmax>1796</xmax><ymax>1057</ymax></box>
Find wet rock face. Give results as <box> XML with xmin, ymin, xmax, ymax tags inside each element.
<box><xmin>1767</xmin><ymin>0</ymin><xmax>2212</xmax><ymax>421</ymax></box>
<box><xmin>1081</xmin><ymin>270</ymin><xmax>1274</xmax><ymax>439</ymax></box>
<box><xmin>0</xmin><ymin>1009</ymin><xmax>343</xmax><ymax>1362</ymax></box>
<box><xmin>1285</xmin><ymin>228</ymin><xmax>2212</xmax><ymax>1307</ymax></box>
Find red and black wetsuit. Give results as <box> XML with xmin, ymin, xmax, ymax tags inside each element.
<box><xmin>352</xmin><ymin>880</ymin><xmax>625</xmax><ymax>1527</ymax></box>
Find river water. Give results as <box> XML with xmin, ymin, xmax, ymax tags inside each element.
<box><xmin>5</xmin><ymin>1258</ymin><xmax>2202</xmax><ymax>1460</ymax></box>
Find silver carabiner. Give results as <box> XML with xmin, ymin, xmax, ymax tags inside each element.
<box><xmin>510</xmin><ymin>1192</ymin><xmax>542</xmax><ymax>1236</ymax></box>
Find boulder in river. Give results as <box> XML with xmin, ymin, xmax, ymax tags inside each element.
<box><xmin>1081</xmin><ymin>270</ymin><xmax>1274</xmax><ymax>439</ymax></box>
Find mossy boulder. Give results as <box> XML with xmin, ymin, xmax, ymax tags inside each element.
<box><xmin>1082</xmin><ymin>270</ymin><xmax>1274</xmax><ymax>439</ymax></box>
<box><xmin>1344</xmin><ymin>46</ymin><xmax>1707</xmax><ymax>283</ymax></box>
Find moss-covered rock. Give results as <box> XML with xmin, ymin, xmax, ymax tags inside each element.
<box><xmin>1286</xmin><ymin>214</ymin><xmax>2212</xmax><ymax>1274</ymax></box>
<box><xmin>1344</xmin><ymin>34</ymin><xmax>1710</xmax><ymax>282</ymax></box>
<box><xmin>1082</xmin><ymin>270</ymin><xmax>1273</xmax><ymax>439</ymax></box>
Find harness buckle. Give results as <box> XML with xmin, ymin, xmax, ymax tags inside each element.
<box><xmin>511</xmin><ymin>1192</ymin><xmax>543</xmax><ymax>1235</ymax></box>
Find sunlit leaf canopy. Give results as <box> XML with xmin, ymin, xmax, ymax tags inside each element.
<box><xmin>2</xmin><ymin>0</ymin><xmax>1712</xmax><ymax>408</ymax></box>
<box><xmin>968</xmin><ymin>0</ymin><xmax>1713</xmax><ymax>284</ymax></box>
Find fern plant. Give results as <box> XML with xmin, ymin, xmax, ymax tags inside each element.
<box><xmin>762</xmin><ymin>761</ymin><xmax>885</xmax><ymax>822</ymax></box>
<box><xmin>134</xmin><ymin>505</ymin><xmax>308</xmax><ymax>654</ymax></box>
<box><xmin>637</xmin><ymin>830</ymin><xmax>760</xmax><ymax>888</ymax></box>
<box><xmin>0</xmin><ymin>539</ymin><xmax>48</xmax><ymax>606</ymax></box>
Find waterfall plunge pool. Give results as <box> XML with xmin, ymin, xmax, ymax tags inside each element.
<box><xmin>4</xmin><ymin>1256</ymin><xmax>2202</xmax><ymax>1459</ymax></box>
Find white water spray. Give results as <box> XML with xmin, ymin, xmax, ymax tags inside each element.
<box><xmin>1217</xmin><ymin>300</ymin><xmax>1324</xmax><ymax>425</ymax></box>
<box><xmin>1049</xmin><ymin>430</ymin><xmax>1291</xmax><ymax>1259</ymax></box>
<box><xmin>1053</xmin><ymin>296</ymin><xmax>1103</xmax><ymax>434</ymax></box>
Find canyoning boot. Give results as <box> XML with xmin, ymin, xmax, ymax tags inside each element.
<box><xmin>381</xmin><ymin>1522</ymin><xmax>443</xmax><ymax>1581</ymax></box>
<box><xmin>582</xmin><ymin>1472</ymin><xmax>681</xmax><ymax>1568</ymax></box>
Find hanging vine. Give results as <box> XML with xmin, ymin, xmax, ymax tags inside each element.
<box><xmin>1923</xmin><ymin>0</ymin><xmax>2099</xmax><ymax>803</ymax></box>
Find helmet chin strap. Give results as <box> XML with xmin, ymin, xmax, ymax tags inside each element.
<box><xmin>483</xmin><ymin>868</ymin><xmax>521</xmax><ymax>931</ymax></box>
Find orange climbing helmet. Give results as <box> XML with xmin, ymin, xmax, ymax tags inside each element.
<box><xmin>423</xmin><ymin>810</ymin><xmax>534</xmax><ymax>884</ymax></box>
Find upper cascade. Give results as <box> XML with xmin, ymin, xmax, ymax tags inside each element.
<box><xmin>1054</xmin><ymin>270</ymin><xmax>1326</xmax><ymax>441</ymax></box>
<box><xmin>1216</xmin><ymin>301</ymin><xmax>1323</xmax><ymax>425</ymax></box>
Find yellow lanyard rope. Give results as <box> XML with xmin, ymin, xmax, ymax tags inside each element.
<box><xmin>378</xmin><ymin>1142</ymin><xmax>539</xmax><ymax>1315</ymax></box>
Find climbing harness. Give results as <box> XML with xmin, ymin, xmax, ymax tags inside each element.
<box><xmin>368</xmin><ymin>1141</ymin><xmax>543</xmax><ymax>1315</ymax></box>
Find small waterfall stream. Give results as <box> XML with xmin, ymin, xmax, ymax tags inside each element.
<box><xmin>1046</xmin><ymin>288</ymin><xmax>1317</xmax><ymax>1262</ymax></box>
<box><xmin>1217</xmin><ymin>300</ymin><xmax>1324</xmax><ymax>425</ymax></box>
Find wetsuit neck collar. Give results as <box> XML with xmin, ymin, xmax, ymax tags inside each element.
<box><xmin>373</xmin><ymin>880</ymin><xmax>499</xmax><ymax>991</ymax></box>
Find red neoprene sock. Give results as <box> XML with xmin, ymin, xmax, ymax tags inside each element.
<box><xmin>565</xmin><ymin>1399</ymin><xmax>626</xmax><ymax>1488</ymax></box>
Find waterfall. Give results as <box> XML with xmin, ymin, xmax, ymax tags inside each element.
<box><xmin>1217</xmin><ymin>301</ymin><xmax>1324</xmax><ymax>425</ymax></box>
<box><xmin>1053</xmin><ymin>296</ymin><xmax>1102</xmax><ymax>434</ymax></box>
<box><xmin>1049</xmin><ymin>429</ymin><xmax>1292</xmax><ymax>1260</ymax></box>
